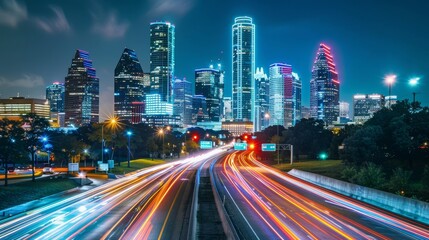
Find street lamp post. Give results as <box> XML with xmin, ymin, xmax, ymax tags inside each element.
<box><xmin>83</xmin><ymin>149</ymin><xmax>88</xmax><ymax>167</ymax></box>
<box><xmin>384</xmin><ymin>75</ymin><xmax>396</xmax><ymax>108</ymax></box>
<box><xmin>127</xmin><ymin>131</ymin><xmax>132</xmax><ymax>168</ymax></box>
<box><xmin>101</xmin><ymin>118</ymin><xmax>118</xmax><ymax>163</ymax></box>
<box><xmin>409</xmin><ymin>77</ymin><xmax>420</xmax><ymax>112</ymax></box>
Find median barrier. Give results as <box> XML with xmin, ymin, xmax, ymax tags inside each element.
<box><xmin>288</xmin><ymin>169</ymin><xmax>429</xmax><ymax>225</ymax></box>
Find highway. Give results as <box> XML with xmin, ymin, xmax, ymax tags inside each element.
<box><xmin>212</xmin><ymin>151</ymin><xmax>429</xmax><ymax>240</ymax></box>
<box><xmin>0</xmin><ymin>148</ymin><xmax>226</xmax><ymax>240</ymax></box>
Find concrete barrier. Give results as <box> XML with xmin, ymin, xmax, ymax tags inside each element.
<box><xmin>288</xmin><ymin>169</ymin><xmax>429</xmax><ymax>225</ymax></box>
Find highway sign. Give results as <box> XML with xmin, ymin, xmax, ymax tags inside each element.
<box><xmin>234</xmin><ymin>142</ymin><xmax>248</xmax><ymax>150</ymax></box>
<box><xmin>200</xmin><ymin>141</ymin><xmax>213</xmax><ymax>149</ymax></box>
<box><xmin>262</xmin><ymin>143</ymin><xmax>276</xmax><ymax>151</ymax></box>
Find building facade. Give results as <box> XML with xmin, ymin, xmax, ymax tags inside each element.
<box><xmin>339</xmin><ymin>101</ymin><xmax>350</xmax><ymax>119</ymax></box>
<box><xmin>232</xmin><ymin>16</ymin><xmax>255</xmax><ymax>123</ymax></box>
<box><xmin>254</xmin><ymin>67</ymin><xmax>269</xmax><ymax>131</ymax></box>
<box><xmin>310</xmin><ymin>43</ymin><xmax>340</xmax><ymax>125</ymax></box>
<box><xmin>192</xmin><ymin>95</ymin><xmax>209</xmax><ymax>124</ymax></box>
<box><xmin>0</xmin><ymin>97</ymin><xmax>50</xmax><ymax>121</ymax></box>
<box><xmin>46</xmin><ymin>82</ymin><xmax>65</xmax><ymax>113</ymax></box>
<box><xmin>173</xmin><ymin>79</ymin><xmax>193</xmax><ymax>126</ymax></box>
<box><xmin>292</xmin><ymin>72</ymin><xmax>302</xmax><ymax>126</ymax></box>
<box><xmin>195</xmin><ymin>67</ymin><xmax>224</xmax><ymax>122</ymax></box>
<box><xmin>223</xmin><ymin>97</ymin><xmax>232</xmax><ymax>121</ymax></box>
<box><xmin>150</xmin><ymin>21</ymin><xmax>175</xmax><ymax>104</ymax></box>
<box><xmin>268</xmin><ymin>63</ymin><xmax>301</xmax><ymax>128</ymax></box>
<box><xmin>114</xmin><ymin>48</ymin><xmax>145</xmax><ymax>123</ymax></box>
<box><xmin>353</xmin><ymin>94</ymin><xmax>385</xmax><ymax>124</ymax></box>
<box><xmin>64</xmin><ymin>50</ymin><xmax>99</xmax><ymax>127</ymax></box>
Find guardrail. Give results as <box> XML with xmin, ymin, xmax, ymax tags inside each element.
<box><xmin>289</xmin><ymin>169</ymin><xmax>429</xmax><ymax>225</ymax></box>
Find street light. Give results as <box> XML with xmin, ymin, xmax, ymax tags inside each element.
<box><xmin>384</xmin><ymin>74</ymin><xmax>396</xmax><ymax>108</ymax></box>
<box><xmin>101</xmin><ymin>117</ymin><xmax>118</xmax><ymax>163</ymax></box>
<box><xmin>83</xmin><ymin>149</ymin><xmax>88</xmax><ymax>167</ymax></box>
<box><xmin>126</xmin><ymin>131</ymin><xmax>132</xmax><ymax>167</ymax></box>
<box><xmin>158</xmin><ymin>128</ymin><xmax>165</xmax><ymax>159</ymax></box>
<box><xmin>408</xmin><ymin>77</ymin><xmax>420</xmax><ymax>111</ymax></box>
<box><xmin>41</xmin><ymin>136</ymin><xmax>52</xmax><ymax>164</ymax></box>
<box><xmin>158</xmin><ymin>126</ymin><xmax>171</xmax><ymax>159</ymax></box>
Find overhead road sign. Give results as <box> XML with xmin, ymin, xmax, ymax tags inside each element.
<box><xmin>262</xmin><ymin>143</ymin><xmax>276</xmax><ymax>152</ymax></box>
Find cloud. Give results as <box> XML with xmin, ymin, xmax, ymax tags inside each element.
<box><xmin>0</xmin><ymin>75</ymin><xmax>45</xmax><ymax>88</ymax></box>
<box><xmin>34</xmin><ymin>6</ymin><xmax>71</xmax><ymax>33</ymax></box>
<box><xmin>92</xmin><ymin>11</ymin><xmax>129</xmax><ymax>39</ymax></box>
<box><xmin>0</xmin><ymin>0</ymin><xmax>27</xmax><ymax>27</ymax></box>
<box><xmin>148</xmin><ymin>0</ymin><xmax>194</xmax><ymax>17</ymax></box>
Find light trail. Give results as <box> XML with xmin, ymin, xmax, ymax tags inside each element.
<box><xmin>212</xmin><ymin>150</ymin><xmax>429</xmax><ymax>239</ymax></box>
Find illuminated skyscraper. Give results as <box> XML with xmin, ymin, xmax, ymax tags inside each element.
<box><xmin>150</xmin><ymin>21</ymin><xmax>175</xmax><ymax>104</ymax></box>
<box><xmin>195</xmin><ymin>67</ymin><xmax>224</xmax><ymax>122</ymax></box>
<box><xmin>269</xmin><ymin>63</ymin><xmax>301</xmax><ymax>127</ymax></box>
<box><xmin>310</xmin><ymin>43</ymin><xmax>340</xmax><ymax>125</ymax></box>
<box><xmin>232</xmin><ymin>16</ymin><xmax>255</xmax><ymax>123</ymax></box>
<box><xmin>46</xmin><ymin>82</ymin><xmax>65</xmax><ymax>113</ymax></box>
<box><xmin>64</xmin><ymin>50</ymin><xmax>99</xmax><ymax>126</ymax></box>
<box><xmin>339</xmin><ymin>101</ymin><xmax>350</xmax><ymax>119</ymax></box>
<box><xmin>173</xmin><ymin>79</ymin><xmax>193</xmax><ymax>126</ymax></box>
<box><xmin>292</xmin><ymin>72</ymin><xmax>302</xmax><ymax>125</ymax></box>
<box><xmin>254</xmin><ymin>67</ymin><xmax>269</xmax><ymax>131</ymax></box>
<box><xmin>114</xmin><ymin>48</ymin><xmax>145</xmax><ymax>123</ymax></box>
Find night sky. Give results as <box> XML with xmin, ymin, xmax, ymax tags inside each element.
<box><xmin>1</xmin><ymin>0</ymin><xmax>428</xmax><ymax>119</ymax></box>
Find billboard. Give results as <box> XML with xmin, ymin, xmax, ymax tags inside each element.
<box><xmin>200</xmin><ymin>141</ymin><xmax>213</xmax><ymax>149</ymax></box>
<box><xmin>262</xmin><ymin>143</ymin><xmax>276</xmax><ymax>152</ymax></box>
<box><xmin>234</xmin><ymin>142</ymin><xmax>248</xmax><ymax>150</ymax></box>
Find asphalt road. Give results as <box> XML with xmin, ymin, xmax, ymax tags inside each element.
<box><xmin>0</xmin><ymin>148</ymin><xmax>226</xmax><ymax>240</ymax></box>
<box><xmin>212</xmin><ymin>151</ymin><xmax>429</xmax><ymax>240</ymax></box>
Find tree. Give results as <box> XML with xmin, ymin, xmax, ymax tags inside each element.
<box><xmin>355</xmin><ymin>162</ymin><xmax>386</xmax><ymax>189</ymax></box>
<box><xmin>388</xmin><ymin>167</ymin><xmax>412</xmax><ymax>195</ymax></box>
<box><xmin>0</xmin><ymin>119</ymin><xmax>25</xmax><ymax>186</ymax></box>
<box><xmin>284</xmin><ymin>118</ymin><xmax>332</xmax><ymax>159</ymax></box>
<box><xmin>343</xmin><ymin>126</ymin><xmax>383</xmax><ymax>166</ymax></box>
<box><xmin>21</xmin><ymin>113</ymin><xmax>50</xmax><ymax>181</ymax></box>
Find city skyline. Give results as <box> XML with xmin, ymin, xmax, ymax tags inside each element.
<box><xmin>0</xmin><ymin>0</ymin><xmax>428</xmax><ymax>119</ymax></box>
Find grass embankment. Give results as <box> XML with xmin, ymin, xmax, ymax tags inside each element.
<box><xmin>273</xmin><ymin>160</ymin><xmax>345</xmax><ymax>179</ymax></box>
<box><xmin>0</xmin><ymin>177</ymin><xmax>78</xmax><ymax>210</ymax></box>
<box><xmin>110</xmin><ymin>159</ymin><xmax>165</xmax><ymax>175</ymax></box>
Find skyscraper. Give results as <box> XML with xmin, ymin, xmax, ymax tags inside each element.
<box><xmin>173</xmin><ymin>79</ymin><xmax>193</xmax><ymax>126</ymax></box>
<box><xmin>254</xmin><ymin>67</ymin><xmax>269</xmax><ymax>131</ymax></box>
<box><xmin>150</xmin><ymin>21</ymin><xmax>175</xmax><ymax>104</ymax></box>
<box><xmin>269</xmin><ymin>63</ymin><xmax>298</xmax><ymax>127</ymax></box>
<box><xmin>232</xmin><ymin>16</ymin><xmax>255</xmax><ymax>123</ymax></box>
<box><xmin>64</xmin><ymin>50</ymin><xmax>99</xmax><ymax>126</ymax></box>
<box><xmin>195</xmin><ymin>67</ymin><xmax>224</xmax><ymax>122</ymax></box>
<box><xmin>46</xmin><ymin>82</ymin><xmax>65</xmax><ymax>113</ymax></box>
<box><xmin>114</xmin><ymin>48</ymin><xmax>145</xmax><ymax>123</ymax></box>
<box><xmin>292</xmin><ymin>72</ymin><xmax>302</xmax><ymax>125</ymax></box>
<box><xmin>339</xmin><ymin>101</ymin><xmax>350</xmax><ymax>119</ymax></box>
<box><xmin>192</xmin><ymin>95</ymin><xmax>208</xmax><ymax>124</ymax></box>
<box><xmin>310</xmin><ymin>43</ymin><xmax>340</xmax><ymax>125</ymax></box>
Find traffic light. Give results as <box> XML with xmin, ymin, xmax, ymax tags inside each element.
<box><xmin>193</xmin><ymin>135</ymin><xmax>198</xmax><ymax>141</ymax></box>
<box><xmin>249</xmin><ymin>143</ymin><xmax>255</xmax><ymax>150</ymax></box>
